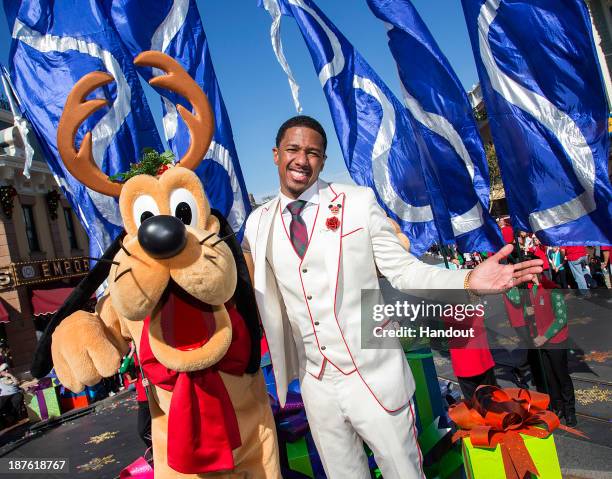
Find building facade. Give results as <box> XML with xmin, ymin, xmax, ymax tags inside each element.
<box><xmin>587</xmin><ymin>0</ymin><xmax>612</xmax><ymax>107</ymax></box>
<box><xmin>0</xmin><ymin>104</ymin><xmax>90</xmax><ymax>374</ymax></box>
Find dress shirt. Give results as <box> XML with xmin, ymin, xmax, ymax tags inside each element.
<box><xmin>241</xmin><ymin>180</ymin><xmax>321</xmax><ymax>253</ymax></box>
<box><xmin>279</xmin><ymin>180</ymin><xmax>320</xmax><ymax>240</ymax></box>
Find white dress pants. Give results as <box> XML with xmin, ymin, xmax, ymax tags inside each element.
<box><xmin>300</xmin><ymin>362</ymin><xmax>425</xmax><ymax>479</ymax></box>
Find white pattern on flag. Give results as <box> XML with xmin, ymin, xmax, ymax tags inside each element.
<box><xmin>12</xmin><ymin>18</ymin><xmax>126</xmax><ymax>227</ymax></box>
<box><xmin>477</xmin><ymin>0</ymin><xmax>596</xmax><ymax>232</ymax></box>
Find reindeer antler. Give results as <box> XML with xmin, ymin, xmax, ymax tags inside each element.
<box><xmin>57</xmin><ymin>51</ymin><xmax>214</xmax><ymax>197</ymax></box>
<box><xmin>57</xmin><ymin>72</ymin><xmax>123</xmax><ymax>197</ymax></box>
<box><xmin>134</xmin><ymin>51</ymin><xmax>215</xmax><ymax>171</ymax></box>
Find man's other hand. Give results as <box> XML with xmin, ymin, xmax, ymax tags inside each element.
<box><xmin>469</xmin><ymin>244</ymin><xmax>543</xmax><ymax>292</ymax></box>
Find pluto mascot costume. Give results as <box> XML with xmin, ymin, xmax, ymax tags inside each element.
<box><xmin>49</xmin><ymin>51</ymin><xmax>281</xmax><ymax>478</ymax></box>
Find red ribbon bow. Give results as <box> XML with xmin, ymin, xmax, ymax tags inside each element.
<box><xmin>449</xmin><ymin>385</ymin><xmax>585</xmax><ymax>479</ymax></box>
<box><xmin>139</xmin><ymin>304</ymin><xmax>250</xmax><ymax>474</ymax></box>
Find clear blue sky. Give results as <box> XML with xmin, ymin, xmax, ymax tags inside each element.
<box><xmin>0</xmin><ymin>1</ymin><xmax>479</xmax><ymax>200</ymax></box>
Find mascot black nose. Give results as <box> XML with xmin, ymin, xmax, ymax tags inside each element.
<box><xmin>138</xmin><ymin>215</ymin><xmax>187</xmax><ymax>259</ymax></box>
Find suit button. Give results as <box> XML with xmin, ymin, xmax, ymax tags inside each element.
<box><xmin>307</xmin><ymin>294</ymin><xmax>312</xmax><ymax>300</ymax></box>
<box><xmin>321</xmin><ymin>346</ymin><xmax>326</xmax><ymax>351</ymax></box>
<box><xmin>314</xmin><ymin>321</ymin><xmax>320</xmax><ymax>326</ymax></box>
<box><xmin>302</xmin><ymin>268</ymin><xmax>308</xmax><ymax>273</ymax></box>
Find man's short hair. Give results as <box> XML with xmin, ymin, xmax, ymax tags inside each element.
<box><xmin>276</xmin><ymin>115</ymin><xmax>327</xmax><ymax>152</ymax></box>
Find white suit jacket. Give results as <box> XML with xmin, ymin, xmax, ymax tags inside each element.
<box><xmin>243</xmin><ymin>180</ymin><xmax>468</xmax><ymax>411</ymax></box>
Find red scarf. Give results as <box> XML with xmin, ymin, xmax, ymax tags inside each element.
<box><xmin>139</xmin><ymin>302</ymin><xmax>251</xmax><ymax>474</ymax></box>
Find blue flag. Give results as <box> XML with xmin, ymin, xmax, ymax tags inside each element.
<box><xmin>462</xmin><ymin>0</ymin><xmax>612</xmax><ymax>245</ymax></box>
<box><xmin>367</xmin><ymin>0</ymin><xmax>503</xmax><ymax>253</ymax></box>
<box><xmin>260</xmin><ymin>0</ymin><xmax>440</xmax><ymax>256</ymax></box>
<box><xmin>4</xmin><ymin>0</ymin><xmax>164</xmax><ymax>259</ymax></box>
<box><xmin>103</xmin><ymin>0</ymin><xmax>251</xmax><ymax>238</ymax></box>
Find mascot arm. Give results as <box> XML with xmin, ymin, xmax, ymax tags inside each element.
<box><xmin>51</xmin><ymin>294</ymin><xmax>129</xmax><ymax>393</ymax></box>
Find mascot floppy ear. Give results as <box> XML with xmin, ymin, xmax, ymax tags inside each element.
<box><xmin>210</xmin><ymin>209</ymin><xmax>262</xmax><ymax>374</ymax></box>
<box><xmin>31</xmin><ymin>233</ymin><xmax>125</xmax><ymax>378</ymax></box>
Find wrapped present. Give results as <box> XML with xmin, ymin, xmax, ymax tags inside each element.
<box><xmin>84</xmin><ymin>383</ymin><xmax>106</xmax><ymax>402</ymax></box>
<box><xmin>59</xmin><ymin>387</ymin><xmax>91</xmax><ymax>413</ymax></box>
<box><xmin>24</xmin><ymin>385</ymin><xmax>62</xmax><ymax>422</ymax></box>
<box><xmin>285</xmin><ymin>432</ymin><xmax>325</xmax><ymax>479</ymax></box>
<box><xmin>406</xmin><ymin>349</ymin><xmax>464</xmax><ymax>479</ymax></box>
<box><xmin>450</xmin><ymin>386</ymin><xmax>585</xmax><ymax>479</ymax></box>
<box><xmin>462</xmin><ymin>434</ymin><xmax>561</xmax><ymax>479</ymax></box>
<box><xmin>286</xmin><ymin>436</ymin><xmax>314</xmax><ymax>478</ymax></box>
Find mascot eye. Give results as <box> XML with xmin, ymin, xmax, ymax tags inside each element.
<box><xmin>170</xmin><ymin>188</ymin><xmax>198</xmax><ymax>227</ymax></box>
<box><xmin>133</xmin><ymin>195</ymin><xmax>160</xmax><ymax>229</ymax></box>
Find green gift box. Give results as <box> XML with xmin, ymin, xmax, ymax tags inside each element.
<box><xmin>287</xmin><ymin>437</ymin><xmax>314</xmax><ymax>478</ymax></box>
<box><xmin>462</xmin><ymin>433</ymin><xmax>562</xmax><ymax>479</ymax></box>
<box><xmin>24</xmin><ymin>385</ymin><xmax>62</xmax><ymax>422</ymax></box>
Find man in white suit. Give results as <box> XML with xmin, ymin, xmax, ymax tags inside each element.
<box><xmin>242</xmin><ymin>116</ymin><xmax>542</xmax><ymax>479</ymax></box>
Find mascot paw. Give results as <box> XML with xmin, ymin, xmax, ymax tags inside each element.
<box><xmin>51</xmin><ymin>311</ymin><xmax>124</xmax><ymax>392</ymax></box>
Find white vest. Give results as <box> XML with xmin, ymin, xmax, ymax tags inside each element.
<box><xmin>269</xmin><ymin>206</ymin><xmax>354</xmax><ymax>377</ymax></box>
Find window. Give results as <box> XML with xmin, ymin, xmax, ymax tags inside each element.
<box><xmin>22</xmin><ymin>205</ymin><xmax>40</xmax><ymax>252</ymax></box>
<box><xmin>63</xmin><ymin>208</ymin><xmax>79</xmax><ymax>250</ymax></box>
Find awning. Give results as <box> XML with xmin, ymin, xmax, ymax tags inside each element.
<box><xmin>0</xmin><ymin>300</ymin><xmax>8</xmax><ymax>323</ymax></box>
<box><xmin>31</xmin><ymin>287</ymin><xmax>75</xmax><ymax>316</ymax></box>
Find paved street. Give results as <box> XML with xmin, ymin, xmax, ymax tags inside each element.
<box><xmin>0</xmin><ymin>391</ymin><xmax>144</xmax><ymax>479</ymax></box>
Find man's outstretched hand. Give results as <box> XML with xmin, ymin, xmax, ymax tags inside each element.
<box><xmin>468</xmin><ymin>244</ymin><xmax>543</xmax><ymax>292</ymax></box>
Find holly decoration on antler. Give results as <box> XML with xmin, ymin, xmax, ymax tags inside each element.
<box><xmin>109</xmin><ymin>148</ymin><xmax>175</xmax><ymax>183</ymax></box>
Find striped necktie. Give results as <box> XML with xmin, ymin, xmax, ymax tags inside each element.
<box><xmin>287</xmin><ymin>200</ymin><xmax>308</xmax><ymax>258</ymax></box>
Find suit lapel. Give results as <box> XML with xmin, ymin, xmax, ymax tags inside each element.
<box><xmin>311</xmin><ymin>182</ymin><xmax>345</xmax><ymax>303</ymax></box>
<box><xmin>254</xmin><ymin>196</ymin><xmax>280</xmax><ymax>289</ymax></box>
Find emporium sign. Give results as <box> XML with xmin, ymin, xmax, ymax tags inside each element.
<box><xmin>0</xmin><ymin>257</ymin><xmax>90</xmax><ymax>288</ymax></box>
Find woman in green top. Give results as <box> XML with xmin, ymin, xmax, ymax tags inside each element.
<box><xmin>547</xmin><ymin>246</ymin><xmax>567</xmax><ymax>288</ymax></box>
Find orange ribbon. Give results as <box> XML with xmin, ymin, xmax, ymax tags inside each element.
<box><xmin>449</xmin><ymin>385</ymin><xmax>585</xmax><ymax>479</ymax></box>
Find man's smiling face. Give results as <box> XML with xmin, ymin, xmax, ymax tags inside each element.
<box><xmin>273</xmin><ymin>126</ymin><xmax>326</xmax><ymax>199</ymax></box>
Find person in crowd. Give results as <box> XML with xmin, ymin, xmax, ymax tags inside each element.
<box><xmin>562</xmin><ymin>245</ymin><xmax>590</xmax><ymax>296</ymax></box>
<box><xmin>588</xmin><ymin>255</ymin><xmax>606</xmax><ymax>288</ymax></box>
<box><xmin>518</xmin><ymin>231</ymin><xmax>534</xmax><ymax>255</ymax></box>
<box><xmin>497</xmin><ymin>217</ymin><xmax>515</xmax><ymax>245</ymax></box>
<box><xmin>502</xmin><ymin>286</ymin><xmax>537</xmax><ymax>390</ymax></box>
<box><xmin>0</xmin><ymin>363</ymin><xmax>24</xmax><ymax>427</ymax></box>
<box><xmin>463</xmin><ymin>251</ymin><xmax>473</xmax><ymax>268</ymax></box>
<box><xmin>132</xmin><ymin>352</ymin><xmax>152</xmax><ymax>449</ymax></box>
<box><xmin>530</xmin><ymin>274</ymin><xmax>576</xmax><ymax>426</ymax></box>
<box><xmin>529</xmin><ymin>237</ymin><xmax>551</xmax><ymax>280</ymax></box>
<box><xmin>0</xmin><ymin>344</ymin><xmax>11</xmax><ymax>367</ymax></box>
<box><xmin>445</xmin><ymin>306</ymin><xmax>498</xmax><ymax>400</ymax></box>
<box><xmin>601</xmin><ymin>245</ymin><xmax>611</xmax><ymax>289</ymax></box>
<box><xmin>547</xmin><ymin>246</ymin><xmax>568</xmax><ymax>288</ymax></box>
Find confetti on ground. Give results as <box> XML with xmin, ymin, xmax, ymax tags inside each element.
<box><xmin>433</xmin><ymin>356</ymin><xmax>450</xmax><ymax>367</ymax></box>
<box><xmin>583</xmin><ymin>351</ymin><xmax>612</xmax><ymax>363</ymax></box>
<box><xmin>76</xmin><ymin>455</ymin><xmax>117</xmax><ymax>472</ymax></box>
<box><xmin>86</xmin><ymin>431</ymin><xmax>119</xmax><ymax>444</ymax></box>
<box><xmin>568</xmin><ymin>316</ymin><xmax>592</xmax><ymax>326</ymax></box>
<box><xmin>575</xmin><ymin>386</ymin><xmax>612</xmax><ymax>405</ymax></box>
<box><xmin>496</xmin><ymin>336</ymin><xmax>519</xmax><ymax>346</ymax></box>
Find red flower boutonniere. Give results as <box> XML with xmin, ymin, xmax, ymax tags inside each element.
<box><xmin>326</xmin><ymin>216</ymin><xmax>341</xmax><ymax>231</ymax></box>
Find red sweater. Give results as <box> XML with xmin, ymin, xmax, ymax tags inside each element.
<box><xmin>530</xmin><ymin>244</ymin><xmax>549</xmax><ymax>270</ymax></box>
<box><xmin>501</xmin><ymin>226</ymin><xmax>514</xmax><ymax>244</ymax></box>
<box><xmin>528</xmin><ymin>277</ymin><xmax>568</xmax><ymax>344</ymax></box>
<box><xmin>563</xmin><ymin>246</ymin><xmax>587</xmax><ymax>261</ymax></box>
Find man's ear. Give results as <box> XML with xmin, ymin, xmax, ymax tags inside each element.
<box><xmin>273</xmin><ymin>147</ymin><xmax>279</xmax><ymax>166</ymax></box>
<box><xmin>206</xmin><ymin>214</ymin><xmax>221</xmax><ymax>234</ymax></box>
